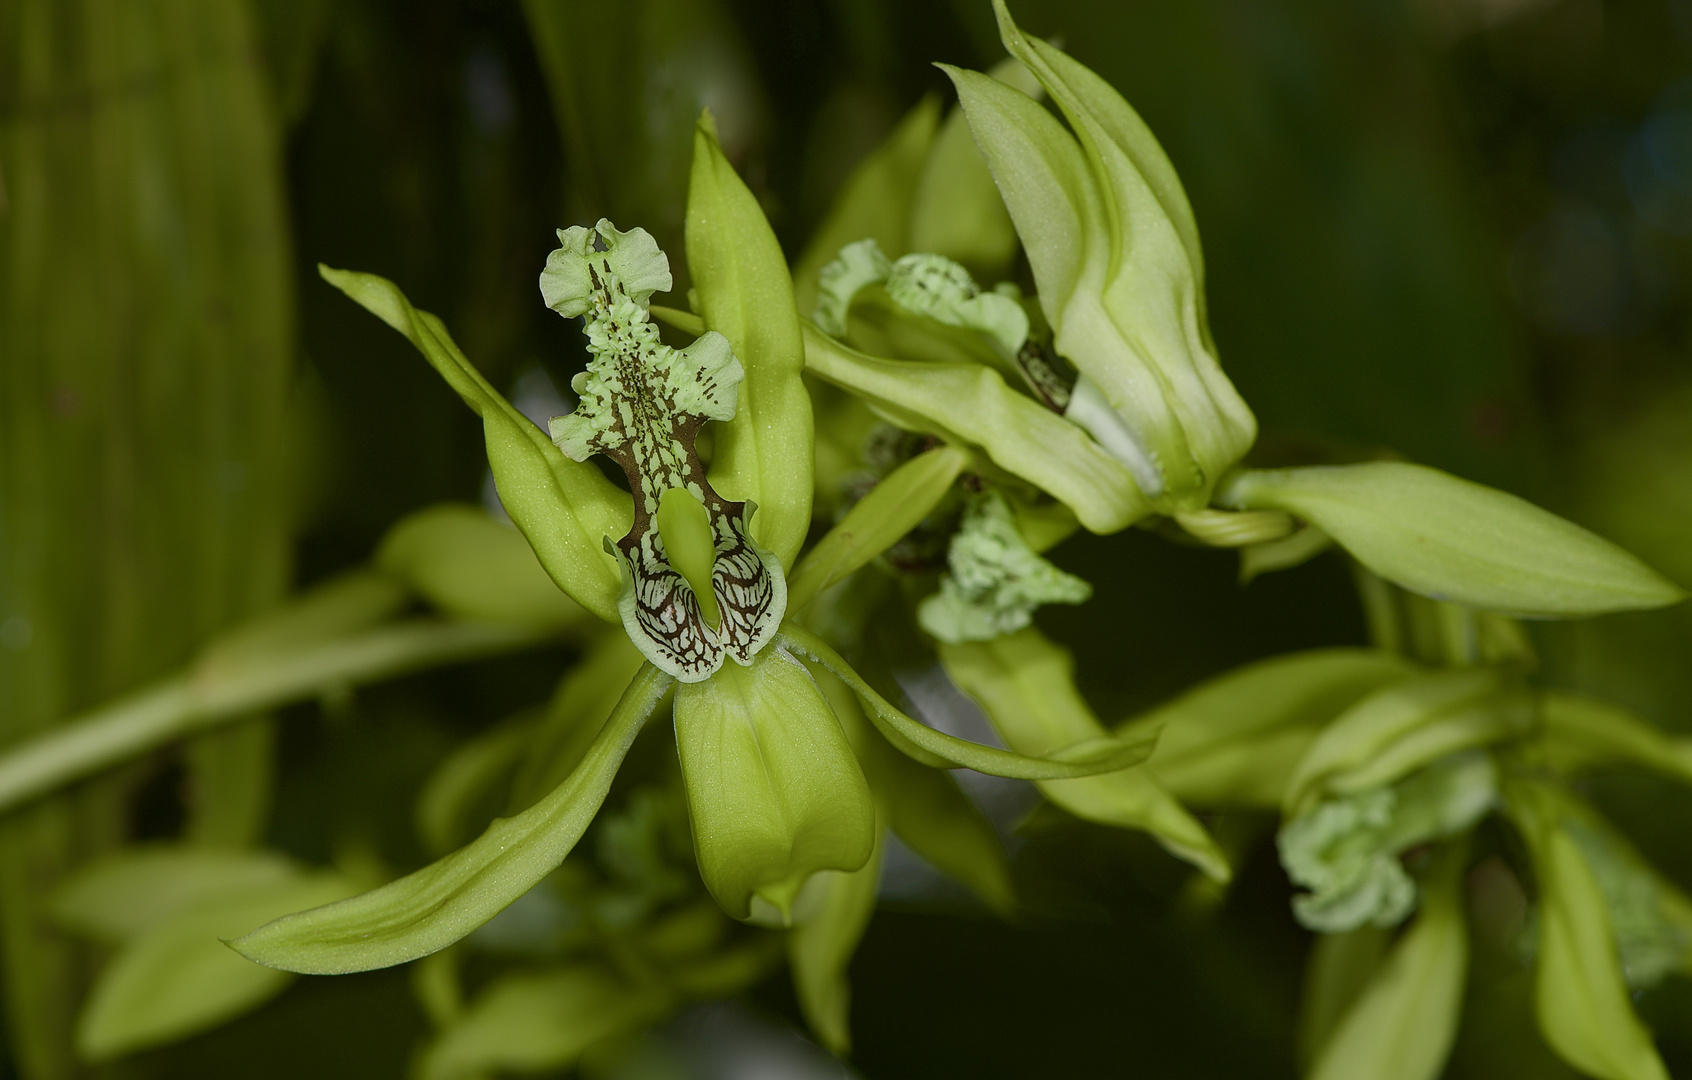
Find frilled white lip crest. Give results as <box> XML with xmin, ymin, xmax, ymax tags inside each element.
<box><xmin>542</xmin><ymin>219</ymin><xmax>787</xmax><ymax>682</ymax></box>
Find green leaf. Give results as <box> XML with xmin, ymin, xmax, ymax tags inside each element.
<box><xmin>788</xmin><ymin>826</ymin><xmax>883</xmax><ymax>1055</ymax></box>
<box><xmin>1504</xmin><ymin>776</ymin><xmax>1670</xmax><ymax>1080</ymax></box>
<box><xmin>416</xmin><ymin>964</ymin><xmax>671</xmax><ymax>1080</ymax></box>
<box><xmin>1283</xmin><ymin>667</ymin><xmax>1530</xmax><ymax>816</ymax></box>
<box><xmin>907</xmin><ymin>57</ymin><xmax>1037</xmax><ymax>280</ymax></box>
<box><xmin>1116</xmin><ymin>648</ymin><xmax>1416</xmax><ymax>809</ymax></box>
<box><xmin>793</xmin><ymin>97</ymin><xmax>941</xmax><ymax>315</ymax></box>
<box><xmin>319</xmin><ymin>265</ymin><xmax>629</xmax><ymax>622</ymax></box>
<box><xmin>1217</xmin><ymin>463</ymin><xmax>1686</xmax><ymax>618</ymax></box>
<box><xmin>940</xmin><ymin>629</ymin><xmax>1228</xmax><ymax>880</ymax></box>
<box><xmin>787</xmin><ymin>445</ymin><xmax>971</xmax><ymax>612</ymax></box>
<box><xmin>1305</xmin><ymin>841</ymin><xmax>1470</xmax><ymax>1080</ymax></box>
<box><xmin>801</xmin><ymin>323</ymin><xmax>1148</xmax><ymax>533</ymax></box>
<box><xmin>377</xmin><ymin>504</ymin><xmax>598</xmax><ymax>633</ymax></box>
<box><xmin>687</xmin><ymin>112</ymin><xmax>813</xmax><ymax>568</ymax></box>
<box><xmin>673</xmin><ymin>646</ymin><xmax>876</xmax><ymax>921</ymax></box>
<box><xmin>415</xmin><ymin>716</ymin><xmax>534</xmax><ymax>858</ymax></box>
<box><xmin>52</xmin><ymin>846</ymin><xmax>300</xmax><ymax>945</ymax></box>
<box><xmin>812</xmin><ymin>662</ymin><xmax>1013</xmax><ymax>913</ymax></box>
<box><xmin>230</xmin><ymin>665</ymin><xmax>672</xmax><ymax>974</ymax></box>
<box><xmin>780</xmin><ymin>624</ymin><xmax>1158</xmax><ymax>781</ymax></box>
<box><xmin>1540</xmin><ymin>691</ymin><xmax>1692</xmax><ymax>786</ymax></box>
<box><xmin>77</xmin><ymin>873</ymin><xmax>356</xmax><ymax>1061</ymax></box>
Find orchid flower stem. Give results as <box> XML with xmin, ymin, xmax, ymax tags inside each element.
<box><xmin>0</xmin><ymin>620</ymin><xmax>557</xmax><ymax>815</ymax></box>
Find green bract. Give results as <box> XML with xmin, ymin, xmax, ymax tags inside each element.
<box><xmin>939</xmin><ymin>1</ymin><xmax>1257</xmax><ymax>512</ymax></box>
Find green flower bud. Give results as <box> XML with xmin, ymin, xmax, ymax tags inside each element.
<box><xmin>940</xmin><ymin>1</ymin><xmax>1257</xmax><ymax>511</ymax></box>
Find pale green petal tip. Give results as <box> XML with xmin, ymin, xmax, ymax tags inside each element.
<box><xmin>1279</xmin><ymin>752</ymin><xmax>1495</xmax><ymax>934</ymax></box>
<box><xmin>918</xmin><ymin>491</ymin><xmax>1092</xmax><ymax>644</ymax></box>
<box><xmin>541</xmin><ymin>219</ymin><xmax>673</xmax><ymax>318</ymax></box>
<box><xmin>886</xmin><ymin>253</ymin><xmax>1029</xmax><ymax>358</ymax></box>
<box><xmin>814</xmin><ymin>238</ymin><xmax>892</xmax><ymax>336</ymax></box>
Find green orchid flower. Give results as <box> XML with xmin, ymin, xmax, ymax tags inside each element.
<box><xmin>230</xmin><ymin>116</ymin><xmax>1155</xmax><ymax>978</ymax></box>
<box><xmin>938</xmin><ymin>0</ymin><xmax>1258</xmax><ymax>516</ymax></box>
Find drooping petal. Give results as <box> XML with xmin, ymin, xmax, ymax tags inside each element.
<box><xmin>673</xmin><ymin>646</ymin><xmax>875</xmax><ymax>921</ymax></box>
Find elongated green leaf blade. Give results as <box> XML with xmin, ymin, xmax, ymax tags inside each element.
<box><xmin>230</xmin><ymin>665</ymin><xmax>672</xmax><ymax>974</ymax></box>
<box><xmin>52</xmin><ymin>846</ymin><xmax>299</xmax><ymax>945</ymax></box>
<box><xmin>319</xmin><ymin>266</ymin><xmax>629</xmax><ymax>621</ymax></box>
<box><xmin>687</xmin><ymin>113</ymin><xmax>812</xmax><ymax>567</ymax></box>
<box><xmin>1218</xmin><ymin>463</ymin><xmax>1686</xmax><ymax>618</ymax></box>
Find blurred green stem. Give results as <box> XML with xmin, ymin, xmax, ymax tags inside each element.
<box><xmin>0</xmin><ymin>621</ymin><xmax>555</xmax><ymax>817</ymax></box>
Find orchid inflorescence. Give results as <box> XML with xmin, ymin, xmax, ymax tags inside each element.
<box><xmin>150</xmin><ymin>2</ymin><xmax>1687</xmax><ymax>1074</ymax></box>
